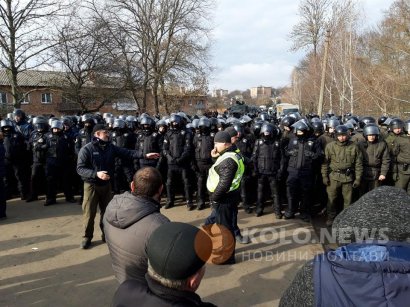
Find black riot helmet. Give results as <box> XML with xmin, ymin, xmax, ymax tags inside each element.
<box><xmin>334</xmin><ymin>125</ymin><xmax>349</xmax><ymax>137</ymax></box>
<box><xmin>363</xmin><ymin>124</ymin><xmax>380</xmax><ymax>137</ymax></box>
<box><xmin>280</xmin><ymin>116</ymin><xmax>296</xmax><ymax>128</ymax></box>
<box><xmin>169</xmin><ymin>114</ymin><xmax>182</xmax><ymax>130</ymax></box>
<box><xmin>252</xmin><ymin>121</ymin><xmax>263</xmax><ymax>138</ymax></box>
<box><xmin>209</xmin><ymin>117</ymin><xmax>219</xmax><ymax>132</ymax></box>
<box><xmin>113</xmin><ymin>118</ymin><xmax>127</xmax><ymax>130</ymax></box>
<box><xmin>33</xmin><ymin>117</ymin><xmax>49</xmax><ymax>133</ymax></box>
<box><xmin>198</xmin><ymin>117</ymin><xmax>211</xmax><ymax>129</ymax></box>
<box><xmin>260</xmin><ymin>123</ymin><xmax>278</xmax><ymax>139</ymax></box>
<box><xmin>13</xmin><ymin>108</ymin><xmax>26</xmax><ymax>121</ymax></box>
<box><xmin>0</xmin><ymin>118</ymin><xmax>14</xmax><ymax>133</ymax></box>
<box><xmin>292</xmin><ymin>119</ymin><xmax>311</xmax><ymax>136</ymax></box>
<box><xmin>378</xmin><ymin>116</ymin><xmax>388</xmax><ymax>126</ymax></box>
<box><xmin>217</xmin><ymin>118</ymin><xmax>227</xmax><ymax>130</ymax></box>
<box><xmin>359</xmin><ymin>116</ymin><xmax>376</xmax><ymax>129</ymax></box>
<box><xmin>259</xmin><ymin>112</ymin><xmax>270</xmax><ymax>122</ymax></box>
<box><xmin>140</xmin><ymin>116</ymin><xmax>155</xmax><ymax>131</ymax></box>
<box><xmin>404</xmin><ymin>120</ymin><xmax>410</xmax><ymax>134</ymax></box>
<box><xmin>327</xmin><ymin>118</ymin><xmax>341</xmax><ymax>130</ymax></box>
<box><xmin>232</xmin><ymin>123</ymin><xmax>244</xmax><ymax>137</ymax></box>
<box><xmin>311</xmin><ymin>121</ymin><xmax>324</xmax><ymax>135</ymax></box>
<box><xmin>50</xmin><ymin>120</ymin><xmax>64</xmax><ymax>132</ymax></box>
<box><xmin>389</xmin><ymin>118</ymin><xmax>404</xmax><ymax>131</ymax></box>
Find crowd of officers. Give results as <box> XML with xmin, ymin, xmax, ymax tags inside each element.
<box><xmin>1</xmin><ymin>108</ymin><xmax>409</xmax><ymax>226</ymax></box>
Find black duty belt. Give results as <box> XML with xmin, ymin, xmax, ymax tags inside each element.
<box><xmin>332</xmin><ymin>168</ymin><xmax>352</xmax><ymax>175</ymax></box>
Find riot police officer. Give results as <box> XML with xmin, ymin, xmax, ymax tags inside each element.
<box><xmin>252</xmin><ymin>123</ymin><xmax>283</xmax><ymax>217</ymax></box>
<box><xmin>44</xmin><ymin>120</ymin><xmax>76</xmax><ymax>206</ymax></box>
<box><xmin>322</xmin><ymin>125</ymin><xmax>363</xmax><ymax>226</ymax></box>
<box><xmin>391</xmin><ymin>121</ymin><xmax>410</xmax><ymax>194</ymax></box>
<box><xmin>135</xmin><ymin>116</ymin><xmax>161</xmax><ymax>169</ymax></box>
<box><xmin>358</xmin><ymin>124</ymin><xmax>390</xmax><ymax>195</ymax></box>
<box><xmin>192</xmin><ymin>117</ymin><xmax>214</xmax><ymax>210</ymax></box>
<box><xmin>111</xmin><ymin>118</ymin><xmax>135</xmax><ymax>194</ymax></box>
<box><xmin>283</xmin><ymin>120</ymin><xmax>320</xmax><ymax>221</ymax></box>
<box><xmin>1</xmin><ymin>118</ymin><xmax>29</xmax><ymax>199</ymax></box>
<box><xmin>26</xmin><ymin>117</ymin><xmax>49</xmax><ymax>202</ymax></box>
<box><xmin>162</xmin><ymin>114</ymin><xmax>194</xmax><ymax>210</ymax></box>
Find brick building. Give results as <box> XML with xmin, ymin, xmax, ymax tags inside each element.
<box><xmin>0</xmin><ymin>70</ymin><xmax>208</xmax><ymax>117</ymax></box>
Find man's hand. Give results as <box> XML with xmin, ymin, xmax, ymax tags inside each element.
<box><xmin>146</xmin><ymin>152</ymin><xmax>160</xmax><ymax>159</ymax></box>
<box><xmin>97</xmin><ymin>171</ymin><xmax>110</xmax><ymax>181</ymax></box>
<box><xmin>323</xmin><ymin>177</ymin><xmax>330</xmax><ymax>186</ymax></box>
<box><xmin>352</xmin><ymin>180</ymin><xmax>360</xmax><ymax>188</ymax></box>
<box><xmin>211</xmin><ymin>148</ymin><xmax>219</xmax><ymax>158</ymax></box>
<box><xmin>378</xmin><ymin>175</ymin><xmax>386</xmax><ymax>181</ymax></box>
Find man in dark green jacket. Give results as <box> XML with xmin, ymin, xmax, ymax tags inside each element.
<box><xmin>321</xmin><ymin>125</ymin><xmax>363</xmax><ymax>226</ymax></box>
<box><xmin>358</xmin><ymin>124</ymin><xmax>390</xmax><ymax>195</ymax></box>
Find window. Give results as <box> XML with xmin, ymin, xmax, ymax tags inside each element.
<box><xmin>0</xmin><ymin>92</ymin><xmax>7</xmax><ymax>104</ymax></box>
<box><xmin>21</xmin><ymin>93</ymin><xmax>30</xmax><ymax>104</ymax></box>
<box><xmin>41</xmin><ymin>93</ymin><xmax>52</xmax><ymax>104</ymax></box>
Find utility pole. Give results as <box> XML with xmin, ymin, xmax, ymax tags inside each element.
<box><xmin>317</xmin><ymin>29</ymin><xmax>331</xmax><ymax>117</ymax></box>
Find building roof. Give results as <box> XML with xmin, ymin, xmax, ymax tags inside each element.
<box><xmin>0</xmin><ymin>70</ymin><xmax>66</xmax><ymax>87</ymax></box>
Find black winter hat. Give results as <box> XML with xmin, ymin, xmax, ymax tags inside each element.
<box><xmin>147</xmin><ymin>222</ymin><xmax>212</xmax><ymax>280</ymax></box>
<box><xmin>214</xmin><ymin>131</ymin><xmax>232</xmax><ymax>143</ymax></box>
<box><xmin>92</xmin><ymin>124</ymin><xmax>107</xmax><ymax>134</ymax></box>
<box><xmin>224</xmin><ymin>126</ymin><xmax>238</xmax><ymax>138</ymax></box>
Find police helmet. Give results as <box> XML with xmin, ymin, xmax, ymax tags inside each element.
<box><xmin>61</xmin><ymin>116</ymin><xmax>73</xmax><ymax>127</ymax></box>
<box><xmin>140</xmin><ymin>116</ymin><xmax>155</xmax><ymax>129</ymax></box>
<box><xmin>240</xmin><ymin>115</ymin><xmax>252</xmax><ymax>125</ymax></box>
<box><xmin>363</xmin><ymin>124</ymin><xmax>380</xmax><ymax>137</ymax></box>
<box><xmin>252</xmin><ymin>121</ymin><xmax>263</xmax><ymax>137</ymax></box>
<box><xmin>334</xmin><ymin>125</ymin><xmax>349</xmax><ymax>136</ymax></box>
<box><xmin>191</xmin><ymin>118</ymin><xmax>200</xmax><ymax>129</ymax></box>
<box><xmin>311</xmin><ymin>121</ymin><xmax>324</xmax><ymax>134</ymax></box>
<box><xmin>389</xmin><ymin>118</ymin><xmax>404</xmax><ymax>130</ymax></box>
<box><xmin>113</xmin><ymin>118</ymin><xmax>127</xmax><ymax>130</ymax></box>
<box><xmin>359</xmin><ymin>116</ymin><xmax>376</xmax><ymax>129</ymax></box>
<box><xmin>232</xmin><ymin>123</ymin><xmax>244</xmax><ymax>135</ymax></box>
<box><xmin>260</xmin><ymin>123</ymin><xmax>279</xmax><ymax>138</ymax></box>
<box><xmin>33</xmin><ymin>117</ymin><xmax>48</xmax><ymax>132</ymax></box>
<box><xmin>259</xmin><ymin>113</ymin><xmax>270</xmax><ymax>122</ymax></box>
<box><xmin>1</xmin><ymin>118</ymin><xmax>14</xmax><ymax>129</ymax></box>
<box><xmin>378</xmin><ymin>116</ymin><xmax>388</xmax><ymax>126</ymax></box>
<box><xmin>404</xmin><ymin>120</ymin><xmax>410</xmax><ymax>134</ymax></box>
<box><xmin>169</xmin><ymin>114</ymin><xmax>182</xmax><ymax>129</ymax></box>
<box><xmin>156</xmin><ymin>119</ymin><xmax>167</xmax><ymax>128</ymax></box>
<box><xmin>327</xmin><ymin>118</ymin><xmax>341</xmax><ymax>129</ymax></box>
<box><xmin>292</xmin><ymin>119</ymin><xmax>310</xmax><ymax>133</ymax></box>
<box><xmin>51</xmin><ymin>120</ymin><xmax>64</xmax><ymax>130</ymax></box>
<box><xmin>281</xmin><ymin>116</ymin><xmax>296</xmax><ymax>128</ymax></box>
<box><xmin>198</xmin><ymin>117</ymin><xmax>211</xmax><ymax>129</ymax></box>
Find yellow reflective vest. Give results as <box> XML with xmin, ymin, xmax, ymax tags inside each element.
<box><xmin>206</xmin><ymin>150</ymin><xmax>245</xmax><ymax>193</ymax></box>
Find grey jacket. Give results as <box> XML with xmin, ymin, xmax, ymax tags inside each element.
<box><xmin>103</xmin><ymin>192</ymin><xmax>170</xmax><ymax>284</ymax></box>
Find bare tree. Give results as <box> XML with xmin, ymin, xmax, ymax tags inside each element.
<box><xmin>0</xmin><ymin>0</ymin><xmax>68</xmax><ymax>107</ymax></box>
<box><xmin>290</xmin><ymin>0</ymin><xmax>331</xmax><ymax>57</ymax></box>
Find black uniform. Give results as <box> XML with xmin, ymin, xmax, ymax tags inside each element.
<box><xmin>111</xmin><ymin>130</ymin><xmax>135</xmax><ymax>193</ymax></box>
<box><xmin>163</xmin><ymin>127</ymin><xmax>193</xmax><ymax>209</ymax></box>
<box><xmin>27</xmin><ymin>130</ymin><xmax>48</xmax><ymax>201</ymax></box>
<box><xmin>135</xmin><ymin>130</ymin><xmax>162</xmax><ymax>169</ymax></box>
<box><xmin>192</xmin><ymin>131</ymin><xmax>214</xmax><ymax>210</ymax></box>
<box><xmin>252</xmin><ymin>137</ymin><xmax>282</xmax><ymax>217</ymax></box>
<box><xmin>284</xmin><ymin>136</ymin><xmax>320</xmax><ymax>220</ymax></box>
<box><xmin>44</xmin><ymin>130</ymin><xmax>76</xmax><ymax>205</ymax></box>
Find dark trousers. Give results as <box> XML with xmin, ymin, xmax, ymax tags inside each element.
<box><xmin>286</xmin><ymin>170</ymin><xmax>313</xmax><ymax>217</ymax></box>
<box><xmin>204</xmin><ymin>201</ymin><xmax>236</xmax><ymax>261</ymax></box>
<box><xmin>0</xmin><ymin>178</ymin><xmax>6</xmax><ymax>217</ymax></box>
<box><xmin>29</xmin><ymin>163</ymin><xmax>46</xmax><ymax>199</ymax></box>
<box><xmin>5</xmin><ymin>162</ymin><xmax>30</xmax><ymax>199</ymax></box>
<box><xmin>82</xmin><ymin>182</ymin><xmax>113</xmax><ymax>239</ymax></box>
<box><xmin>45</xmin><ymin>163</ymin><xmax>74</xmax><ymax>201</ymax></box>
<box><xmin>196</xmin><ymin>164</ymin><xmax>211</xmax><ymax>206</ymax></box>
<box><xmin>256</xmin><ymin>174</ymin><xmax>280</xmax><ymax>214</ymax></box>
<box><xmin>166</xmin><ymin>168</ymin><xmax>192</xmax><ymax>205</ymax></box>
<box><xmin>205</xmin><ymin>202</ymin><xmax>241</xmax><ymax>237</ymax></box>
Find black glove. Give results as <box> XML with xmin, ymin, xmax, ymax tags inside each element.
<box><xmin>352</xmin><ymin>181</ymin><xmax>360</xmax><ymax>188</ymax></box>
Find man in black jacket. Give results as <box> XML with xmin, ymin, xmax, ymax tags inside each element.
<box><xmin>77</xmin><ymin>124</ymin><xmax>137</xmax><ymax>249</ymax></box>
<box><xmin>204</xmin><ymin>131</ymin><xmax>245</xmax><ymax>264</ymax></box>
<box><xmin>112</xmin><ymin>222</ymin><xmax>215</xmax><ymax>307</ymax></box>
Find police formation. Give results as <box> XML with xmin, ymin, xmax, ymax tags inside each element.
<box><xmin>1</xmin><ymin>108</ymin><xmax>410</xmax><ymax>226</ymax></box>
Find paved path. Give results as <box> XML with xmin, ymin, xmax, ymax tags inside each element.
<box><xmin>0</xmin><ymin>196</ymin><xmax>323</xmax><ymax>307</ymax></box>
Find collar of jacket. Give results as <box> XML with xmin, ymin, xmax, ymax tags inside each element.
<box><xmin>145</xmin><ymin>274</ymin><xmax>204</xmax><ymax>306</ymax></box>
<box><xmin>131</xmin><ymin>193</ymin><xmax>161</xmax><ymax>211</ymax></box>
<box><xmin>336</xmin><ymin>139</ymin><xmax>351</xmax><ymax>147</ymax></box>
<box><xmin>219</xmin><ymin>144</ymin><xmax>238</xmax><ymax>156</ymax></box>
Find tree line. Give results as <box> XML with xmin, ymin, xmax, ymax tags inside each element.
<box><xmin>0</xmin><ymin>0</ymin><xmax>214</xmax><ymax>113</ymax></box>
<box><xmin>284</xmin><ymin>0</ymin><xmax>410</xmax><ymax>117</ymax></box>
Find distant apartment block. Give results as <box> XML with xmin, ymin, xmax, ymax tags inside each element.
<box><xmin>212</xmin><ymin>89</ymin><xmax>228</xmax><ymax>98</ymax></box>
<box><xmin>250</xmin><ymin>86</ymin><xmax>272</xmax><ymax>99</ymax></box>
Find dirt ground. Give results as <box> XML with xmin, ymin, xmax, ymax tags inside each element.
<box><xmin>0</xmin><ymin>195</ymin><xmax>323</xmax><ymax>307</ymax></box>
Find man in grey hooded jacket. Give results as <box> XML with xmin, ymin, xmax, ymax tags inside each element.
<box><xmin>103</xmin><ymin>167</ymin><xmax>170</xmax><ymax>284</ymax></box>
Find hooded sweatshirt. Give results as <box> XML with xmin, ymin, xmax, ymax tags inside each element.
<box><xmin>103</xmin><ymin>192</ymin><xmax>169</xmax><ymax>284</ymax></box>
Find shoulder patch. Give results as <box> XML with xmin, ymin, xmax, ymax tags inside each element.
<box><xmin>258</xmin><ymin>140</ymin><xmax>264</xmax><ymax>145</ymax></box>
<box><xmin>292</xmin><ymin>139</ymin><xmax>298</xmax><ymax>145</ymax></box>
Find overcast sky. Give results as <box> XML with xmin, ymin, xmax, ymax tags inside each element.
<box><xmin>209</xmin><ymin>0</ymin><xmax>395</xmax><ymax>92</ymax></box>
